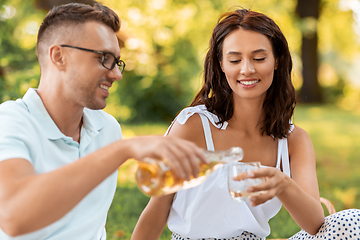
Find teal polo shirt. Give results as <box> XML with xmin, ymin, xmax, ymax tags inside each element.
<box><xmin>0</xmin><ymin>88</ymin><xmax>122</xmax><ymax>240</ymax></box>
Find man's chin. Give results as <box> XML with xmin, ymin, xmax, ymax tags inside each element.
<box><xmin>86</xmin><ymin>101</ymin><xmax>107</xmax><ymax>110</ymax></box>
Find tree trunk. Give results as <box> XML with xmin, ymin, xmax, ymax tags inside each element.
<box><xmin>296</xmin><ymin>0</ymin><xmax>323</xmax><ymax>103</ymax></box>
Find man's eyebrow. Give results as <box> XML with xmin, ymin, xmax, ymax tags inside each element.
<box><xmin>102</xmin><ymin>50</ymin><xmax>120</xmax><ymax>59</ymax></box>
<box><xmin>225</xmin><ymin>48</ymin><xmax>268</xmax><ymax>55</ymax></box>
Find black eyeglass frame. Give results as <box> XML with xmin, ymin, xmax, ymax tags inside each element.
<box><xmin>60</xmin><ymin>44</ymin><xmax>125</xmax><ymax>73</ymax></box>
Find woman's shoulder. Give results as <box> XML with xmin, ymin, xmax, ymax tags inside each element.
<box><xmin>166</xmin><ymin>105</ymin><xmax>210</xmax><ymax>149</ymax></box>
<box><xmin>175</xmin><ymin>105</ymin><xmax>227</xmax><ymax>130</ymax></box>
<box><xmin>168</xmin><ymin>113</ymin><xmax>206</xmax><ymax>148</ymax></box>
<box><xmin>287</xmin><ymin>124</ymin><xmax>313</xmax><ymax>155</ymax></box>
<box><xmin>288</xmin><ymin>125</ymin><xmax>310</xmax><ymax>141</ymax></box>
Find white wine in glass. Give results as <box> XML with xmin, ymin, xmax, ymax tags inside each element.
<box><xmin>228</xmin><ymin>162</ymin><xmax>265</xmax><ymax>202</ymax></box>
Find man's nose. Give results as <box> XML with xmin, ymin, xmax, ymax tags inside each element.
<box><xmin>108</xmin><ymin>66</ymin><xmax>123</xmax><ymax>81</ymax></box>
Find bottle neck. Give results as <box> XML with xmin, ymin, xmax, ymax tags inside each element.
<box><xmin>203</xmin><ymin>147</ymin><xmax>244</xmax><ymax>163</ymax></box>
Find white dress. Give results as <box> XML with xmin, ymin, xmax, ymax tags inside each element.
<box><xmin>166</xmin><ymin>105</ymin><xmax>293</xmax><ymax>239</ymax></box>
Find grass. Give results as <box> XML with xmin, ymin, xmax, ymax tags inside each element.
<box><xmin>106</xmin><ymin>104</ymin><xmax>360</xmax><ymax>239</ymax></box>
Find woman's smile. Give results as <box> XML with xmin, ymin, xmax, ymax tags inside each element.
<box><xmin>238</xmin><ymin>79</ymin><xmax>261</xmax><ymax>87</ymax></box>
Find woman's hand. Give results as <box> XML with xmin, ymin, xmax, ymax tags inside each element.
<box><xmin>243</xmin><ymin>166</ymin><xmax>290</xmax><ymax>206</ymax></box>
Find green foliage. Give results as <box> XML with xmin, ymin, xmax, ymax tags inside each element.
<box><xmin>0</xmin><ymin>71</ymin><xmax>5</xmax><ymax>101</ymax></box>
<box><xmin>0</xmin><ymin>0</ymin><xmax>44</xmax><ymax>102</ymax></box>
<box><xmin>321</xmin><ymin>78</ymin><xmax>346</xmax><ymax>103</ymax></box>
<box><xmin>115</xmin><ymin>38</ymin><xmax>200</xmax><ymax>123</ymax></box>
<box><xmin>105</xmin><ymin>0</ymin><xmax>218</xmax><ymax>123</ymax></box>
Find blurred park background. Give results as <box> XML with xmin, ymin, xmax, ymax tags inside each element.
<box><xmin>1</xmin><ymin>0</ymin><xmax>360</xmax><ymax>238</ymax></box>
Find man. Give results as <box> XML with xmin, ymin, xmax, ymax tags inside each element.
<box><xmin>0</xmin><ymin>2</ymin><xmax>205</xmax><ymax>239</ymax></box>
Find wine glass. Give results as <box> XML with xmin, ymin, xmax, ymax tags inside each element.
<box><xmin>227</xmin><ymin>162</ymin><xmax>265</xmax><ymax>202</ymax></box>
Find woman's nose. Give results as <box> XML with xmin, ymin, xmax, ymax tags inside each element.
<box><xmin>240</xmin><ymin>60</ymin><xmax>255</xmax><ymax>75</ymax></box>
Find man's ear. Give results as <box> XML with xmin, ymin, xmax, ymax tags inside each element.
<box><xmin>49</xmin><ymin>45</ymin><xmax>66</xmax><ymax>70</ymax></box>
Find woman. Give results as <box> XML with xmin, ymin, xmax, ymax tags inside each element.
<box><xmin>131</xmin><ymin>8</ymin><xmax>360</xmax><ymax>240</ymax></box>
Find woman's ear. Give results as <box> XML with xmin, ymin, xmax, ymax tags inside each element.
<box><xmin>274</xmin><ymin>59</ymin><xmax>278</xmax><ymax>70</ymax></box>
<box><xmin>49</xmin><ymin>45</ymin><xmax>66</xmax><ymax>71</ymax></box>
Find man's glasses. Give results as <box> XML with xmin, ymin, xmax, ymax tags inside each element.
<box><xmin>60</xmin><ymin>45</ymin><xmax>126</xmax><ymax>73</ymax></box>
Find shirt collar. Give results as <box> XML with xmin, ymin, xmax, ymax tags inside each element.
<box><xmin>22</xmin><ymin>88</ymin><xmax>105</xmax><ymax>140</ymax></box>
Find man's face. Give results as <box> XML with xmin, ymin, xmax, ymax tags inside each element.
<box><xmin>61</xmin><ymin>21</ymin><xmax>123</xmax><ymax>110</ymax></box>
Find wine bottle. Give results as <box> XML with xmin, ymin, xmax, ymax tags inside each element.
<box><xmin>135</xmin><ymin>147</ymin><xmax>244</xmax><ymax>196</ymax></box>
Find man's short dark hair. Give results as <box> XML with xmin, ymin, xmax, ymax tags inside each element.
<box><xmin>37</xmin><ymin>2</ymin><xmax>120</xmax><ymax>59</ymax></box>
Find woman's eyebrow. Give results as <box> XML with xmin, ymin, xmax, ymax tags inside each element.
<box><xmin>252</xmin><ymin>48</ymin><xmax>267</xmax><ymax>54</ymax></box>
<box><xmin>226</xmin><ymin>51</ymin><xmax>241</xmax><ymax>55</ymax></box>
<box><xmin>225</xmin><ymin>48</ymin><xmax>268</xmax><ymax>55</ymax></box>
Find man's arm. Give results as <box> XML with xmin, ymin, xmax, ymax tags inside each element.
<box><xmin>0</xmin><ymin>135</ymin><xmax>206</xmax><ymax>236</ymax></box>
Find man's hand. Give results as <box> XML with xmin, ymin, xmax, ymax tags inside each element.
<box><xmin>126</xmin><ymin>135</ymin><xmax>208</xmax><ymax>180</ymax></box>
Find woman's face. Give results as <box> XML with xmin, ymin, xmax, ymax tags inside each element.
<box><xmin>220</xmin><ymin>28</ymin><xmax>277</xmax><ymax>102</ymax></box>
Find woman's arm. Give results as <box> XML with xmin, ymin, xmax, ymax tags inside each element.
<box><xmin>248</xmin><ymin>126</ymin><xmax>325</xmax><ymax>235</ymax></box>
<box><xmin>131</xmin><ymin>194</ymin><xmax>175</xmax><ymax>240</ymax></box>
